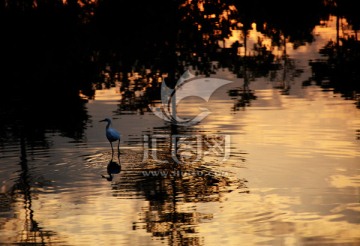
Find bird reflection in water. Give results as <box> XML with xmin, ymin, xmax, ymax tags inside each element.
<box><xmin>102</xmin><ymin>159</ymin><xmax>121</xmax><ymax>181</ymax></box>
<box><xmin>99</xmin><ymin>117</ymin><xmax>122</xmax><ymax>181</ymax></box>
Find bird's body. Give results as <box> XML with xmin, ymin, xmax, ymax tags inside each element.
<box><xmin>100</xmin><ymin>118</ymin><xmax>121</xmax><ymax>159</ymax></box>
<box><xmin>106</xmin><ymin>125</ymin><xmax>121</xmax><ymax>142</ymax></box>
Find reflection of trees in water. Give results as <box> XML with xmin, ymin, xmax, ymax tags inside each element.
<box><xmin>2</xmin><ymin>0</ymin><xmax>359</xmax><ymax>114</ymax></box>
<box><xmin>135</xmin><ymin>171</ymin><xmax>238</xmax><ymax>246</ymax></box>
<box><xmin>107</xmin><ymin>125</ymin><xmax>248</xmax><ymax>245</ymax></box>
<box><xmin>270</xmin><ymin>56</ymin><xmax>303</xmax><ymax>95</ymax></box>
<box><xmin>0</xmin><ymin>135</ymin><xmax>58</xmax><ymax>244</ymax></box>
<box><xmin>105</xmin><ymin>0</ymin><xmax>320</xmax><ymax>114</ymax></box>
<box><xmin>97</xmin><ymin>0</ymin><xmax>358</xmax><ymax>113</ymax></box>
<box><xmin>0</xmin><ymin>85</ymin><xmax>88</xmax><ymax>244</ymax></box>
<box><xmin>304</xmin><ymin>13</ymin><xmax>360</xmax><ymax>107</ymax></box>
<box><xmin>0</xmin><ymin>1</ymin><xmax>359</xmax><ymax>244</ymax></box>
<box><xmin>228</xmin><ymin>83</ymin><xmax>257</xmax><ymax>111</ymax></box>
<box><xmin>113</xmin><ymin>69</ymin><xmax>164</xmax><ymax>115</ymax></box>
<box><xmin>0</xmin><ymin>72</ymin><xmax>90</xmax><ymax>148</ymax></box>
<box><xmin>133</xmin><ymin>168</ymin><xmax>243</xmax><ymax>245</ymax></box>
<box><xmin>1</xmin><ymin>0</ymin><xmax>358</xmax><ymax>82</ymax></box>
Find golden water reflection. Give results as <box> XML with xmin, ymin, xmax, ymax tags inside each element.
<box><xmin>1</xmin><ymin>80</ymin><xmax>359</xmax><ymax>245</ymax></box>
<box><xmin>1</xmin><ymin>9</ymin><xmax>360</xmax><ymax>246</ymax></box>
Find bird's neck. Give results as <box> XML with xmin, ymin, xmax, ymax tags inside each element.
<box><xmin>106</xmin><ymin>121</ymin><xmax>111</xmax><ymax>129</ymax></box>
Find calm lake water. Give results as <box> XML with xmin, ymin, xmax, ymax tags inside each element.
<box><xmin>1</xmin><ymin>17</ymin><xmax>360</xmax><ymax>245</ymax></box>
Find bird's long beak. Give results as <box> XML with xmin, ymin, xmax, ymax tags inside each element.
<box><xmin>99</xmin><ymin>119</ymin><xmax>106</xmax><ymax>122</ymax></box>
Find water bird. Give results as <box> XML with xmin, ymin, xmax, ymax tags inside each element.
<box><xmin>99</xmin><ymin>117</ymin><xmax>121</xmax><ymax>159</ymax></box>
<box><xmin>102</xmin><ymin>160</ymin><xmax>121</xmax><ymax>181</ymax></box>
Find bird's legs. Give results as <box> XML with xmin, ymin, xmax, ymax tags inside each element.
<box><xmin>117</xmin><ymin>140</ymin><xmax>120</xmax><ymax>160</ymax></box>
<box><xmin>110</xmin><ymin>141</ymin><xmax>114</xmax><ymax>160</ymax></box>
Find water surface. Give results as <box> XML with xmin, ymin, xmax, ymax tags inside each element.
<box><xmin>1</xmin><ymin>13</ymin><xmax>360</xmax><ymax>246</ymax></box>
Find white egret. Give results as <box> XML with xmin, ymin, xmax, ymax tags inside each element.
<box><xmin>99</xmin><ymin>118</ymin><xmax>121</xmax><ymax>159</ymax></box>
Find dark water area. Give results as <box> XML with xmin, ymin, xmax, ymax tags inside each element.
<box><xmin>1</xmin><ymin>0</ymin><xmax>360</xmax><ymax>142</ymax></box>
<box><xmin>1</xmin><ymin>1</ymin><xmax>360</xmax><ymax>245</ymax></box>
